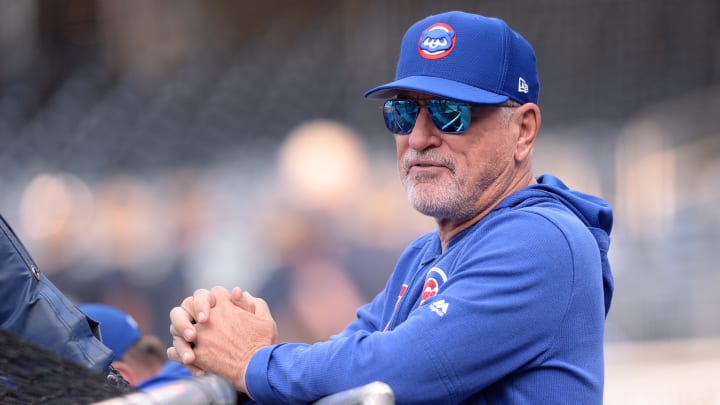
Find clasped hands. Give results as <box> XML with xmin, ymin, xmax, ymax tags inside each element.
<box><xmin>167</xmin><ymin>286</ymin><xmax>278</xmax><ymax>394</ymax></box>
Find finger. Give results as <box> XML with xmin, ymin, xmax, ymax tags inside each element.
<box><xmin>179</xmin><ymin>296</ymin><xmax>197</xmax><ymax>322</ymax></box>
<box><xmin>230</xmin><ymin>287</ymin><xmax>256</xmax><ymax>313</ymax></box>
<box><xmin>166</xmin><ymin>346</ymin><xmax>181</xmax><ymax>362</ymax></box>
<box><xmin>190</xmin><ymin>368</ymin><xmax>206</xmax><ymax>377</ymax></box>
<box><xmin>168</xmin><ymin>347</ymin><xmax>205</xmax><ymax>375</ymax></box>
<box><xmin>210</xmin><ymin>285</ymin><xmax>230</xmax><ymax>296</ymax></box>
<box><xmin>209</xmin><ymin>286</ymin><xmax>231</xmax><ymax>307</ymax></box>
<box><xmin>171</xmin><ymin>335</ymin><xmax>196</xmax><ymax>365</ymax></box>
<box><xmin>190</xmin><ymin>289</ymin><xmax>214</xmax><ymax>323</ymax></box>
<box><xmin>170</xmin><ymin>306</ymin><xmax>196</xmax><ymax>342</ymax></box>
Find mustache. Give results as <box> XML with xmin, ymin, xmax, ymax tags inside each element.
<box><xmin>402</xmin><ymin>150</ymin><xmax>456</xmax><ymax>173</ymax></box>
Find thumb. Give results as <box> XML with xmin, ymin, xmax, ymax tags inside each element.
<box><xmin>250</xmin><ymin>294</ymin><xmax>273</xmax><ymax>320</ymax></box>
<box><xmin>230</xmin><ymin>287</ymin><xmax>257</xmax><ymax>314</ymax></box>
<box><xmin>244</xmin><ymin>292</ymin><xmax>278</xmax><ymax>345</ymax></box>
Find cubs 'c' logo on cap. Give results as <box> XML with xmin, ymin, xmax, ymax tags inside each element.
<box><xmin>418</xmin><ymin>23</ymin><xmax>456</xmax><ymax>60</ymax></box>
<box><xmin>419</xmin><ymin>267</ymin><xmax>448</xmax><ymax>306</ymax></box>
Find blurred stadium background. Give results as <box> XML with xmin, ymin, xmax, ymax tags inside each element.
<box><xmin>0</xmin><ymin>0</ymin><xmax>718</xmax><ymax>403</ymax></box>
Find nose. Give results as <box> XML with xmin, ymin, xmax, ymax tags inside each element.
<box><xmin>407</xmin><ymin>108</ymin><xmax>442</xmax><ymax>151</ymax></box>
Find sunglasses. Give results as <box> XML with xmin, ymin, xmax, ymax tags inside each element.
<box><xmin>382</xmin><ymin>98</ymin><xmax>472</xmax><ymax>135</ymax></box>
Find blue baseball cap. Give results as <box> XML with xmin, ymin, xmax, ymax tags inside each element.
<box><xmin>80</xmin><ymin>303</ymin><xmax>142</xmax><ymax>360</ymax></box>
<box><xmin>365</xmin><ymin>11</ymin><xmax>539</xmax><ymax>105</ymax></box>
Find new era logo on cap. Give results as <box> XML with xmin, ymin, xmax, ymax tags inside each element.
<box><xmin>365</xmin><ymin>11</ymin><xmax>539</xmax><ymax>106</ymax></box>
<box><xmin>518</xmin><ymin>77</ymin><xmax>529</xmax><ymax>94</ymax></box>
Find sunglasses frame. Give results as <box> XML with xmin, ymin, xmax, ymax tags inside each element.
<box><xmin>382</xmin><ymin>98</ymin><xmax>472</xmax><ymax>135</ymax></box>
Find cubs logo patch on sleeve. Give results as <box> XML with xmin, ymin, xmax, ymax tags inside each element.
<box><xmin>419</xmin><ymin>267</ymin><xmax>447</xmax><ymax>307</ymax></box>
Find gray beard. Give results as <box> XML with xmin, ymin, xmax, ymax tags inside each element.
<box><xmin>402</xmin><ymin>174</ymin><xmax>478</xmax><ymax>221</ymax></box>
<box><xmin>399</xmin><ymin>150</ymin><xmax>496</xmax><ymax>221</ymax></box>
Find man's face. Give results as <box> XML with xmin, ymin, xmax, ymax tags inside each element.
<box><xmin>394</xmin><ymin>91</ymin><xmax>519</xmax><ymax>222</ymax></box>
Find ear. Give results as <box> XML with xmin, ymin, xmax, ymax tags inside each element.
<box><xmin>514</xmin><ymin>103</ymin><xmax>541</xmax><ymax>162</ymax></box>
<box><xmin>112</xmin><ymin>361</ymin><xmax>138</xmax><ymax>386</ymax></box>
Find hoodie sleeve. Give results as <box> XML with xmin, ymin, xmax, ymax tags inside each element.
<box><xmin>244</xmin><ymin>207</ymin><xmax>603</xmax><ymax>404</ymax></box>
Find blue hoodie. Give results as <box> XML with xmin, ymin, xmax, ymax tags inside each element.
<box><xmin>245</xmin><ymin>174</ymin><xmax>613</xmax><ymax>404</ymax></box>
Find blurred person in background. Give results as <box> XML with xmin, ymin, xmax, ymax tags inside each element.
<box><xmin>168</xmin><ymin>10</ymin><xmax>614</xmax><ymax>404</ymax></box>
<box><xmin>80</xmin><ymin>303</ymin><xmax>191</xmax><ymax>391</ymax></box>
<box><xmin>256</xmin><ymin>119</ymin><xmax>385</xmax><ymax>344</ymax></box>
<box><xmin>256</xmin><ymin>210</ymin><xmax>367</xmax><ymax>343</ymax></box>
<box><xmin>22</xmin><ymin>173</ymin><xmax>196</xmax><ymax>348</ymax></box>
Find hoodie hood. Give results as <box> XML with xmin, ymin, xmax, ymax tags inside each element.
<box><xmin>503</xmin><ymin>174</ymin><xmax>614</xmax><ymax>316</ymax></box>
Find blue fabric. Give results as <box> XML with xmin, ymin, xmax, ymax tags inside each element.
<box><xmin>136</xmin><ymin>360</ymin><xmax>192</xmax><ymax>392</ymax></box>
<box><xmin>80</xmin><ymin>303</ymin><xmax>142</xmax><ymax>360</ymax></box>
<box><xmin>245</xmin><ymin>174</ymin><xmax>613</xmax><ymax>404</ymax></box>
<box><xmin>0</xmin><ymin>215</ymin><xmax>113</xmax><ymax>373</ymax></box>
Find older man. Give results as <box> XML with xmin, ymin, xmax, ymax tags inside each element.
<box><xmin>168</xmin><ymin>10</ymin><xmax>614</xmax><ymax>404</ymax></box>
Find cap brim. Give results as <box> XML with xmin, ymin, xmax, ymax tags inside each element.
<box><xmin>364</xmin><ymin>75</ymin><xmax>509</xmax><ymax>104</ymax></box>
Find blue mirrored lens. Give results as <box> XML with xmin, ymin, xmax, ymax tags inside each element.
<box><xmin>383</xmin><ymin>100</ymin><xmax>418</xmax><ymax>135</ymax></box>
<box><xmin>427</xmin><ymin>99</ymin><xmax>471</xmax><ymax>133</ymax></box>
<box><xmin>382</xmin><ymin>99</ymin><xmax>471</xmax><ymax>135</ymax></box>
